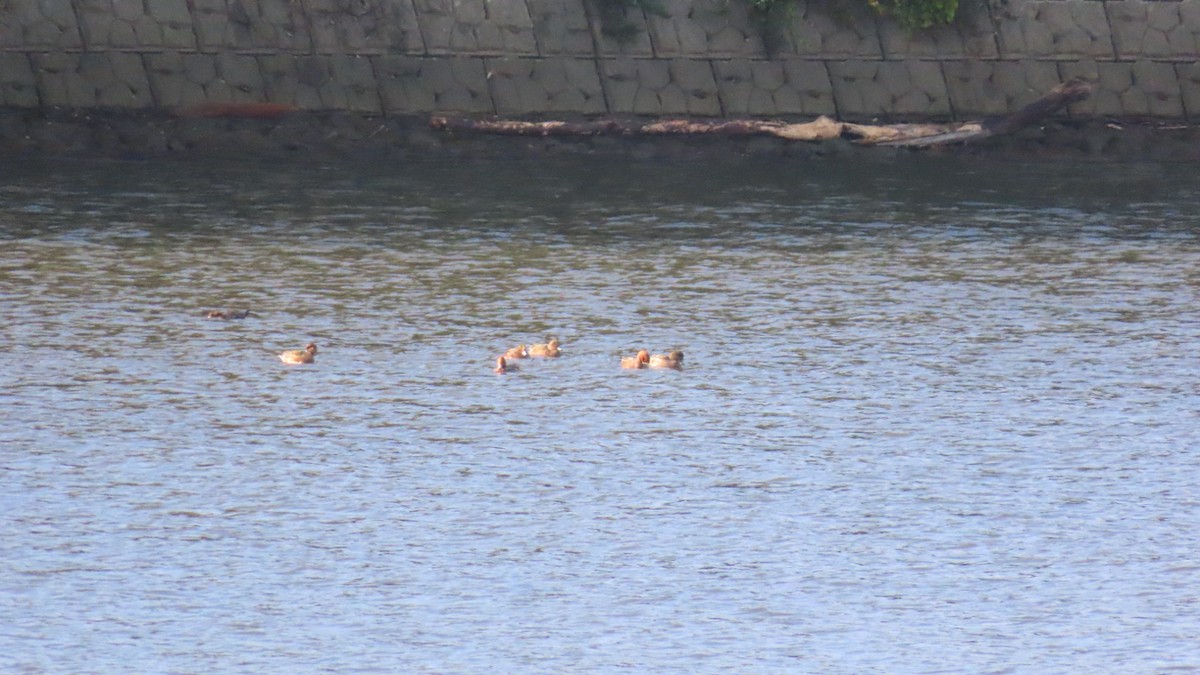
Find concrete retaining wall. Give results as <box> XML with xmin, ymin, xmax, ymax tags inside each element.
<box><xmin>1</xmin><ymin>0</ymin><xmax>1198</xmax><ymax>120</ymax></box>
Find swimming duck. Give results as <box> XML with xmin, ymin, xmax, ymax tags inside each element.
<box><xmin>495</xmin><ymin>355</ymin><xmax>518</xmax><ymax>374</ymax></box>
<box><xmin>649</xmin><ymin>350</ymin><xmax>683</xmax><ymax>369</ymax></box>
<box><xmin>205</xmin><ymin>309</ymin><xmax>251</xmax><ymax>319</ymax></box>
<box><xmin>621</xmin><ymin>349</ymin><xmax>650</xmax><ymax>369</ymax></box>
<box><xmin>279</xmin><ymin>342</ymin><xmax>317</xmax><ymax>365</ymax></box>
<box><xmin>528</xmin><ymin>339</ymin><xmax>561</xmax><ymax>358</ymax></box>
<box><xmin>503</xmin><ymin>344</ymin><xmax>529</xmax><ymax>360</ymax></box>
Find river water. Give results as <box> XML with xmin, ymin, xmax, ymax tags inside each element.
<box><xmin>1</xmin><ymin>154</ymin><xmax>1198</xmax><ymax>673</ymax></box>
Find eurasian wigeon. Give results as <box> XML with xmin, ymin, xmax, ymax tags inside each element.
<box><xmin>279</xmin><ymin>342</ymin><xmax>317</xmax><ymax>365</ymax></box>
<box><xmin>495</xmin><ymin>355</ymin><xmax>518</xmax><ymax>374</ymax></box>
<box><xmin>528</xmin><ymin>339</ymin><xmax>561</xmax><ymax>358</ymax></box>
<box><xmin>503</xmin><ymin>344</ymin><xmax>529</xmax><ymax>360</ymax></box>
<box><xmin>620</xmin><ymin>349</ymin><xmax>650</xmax><ymax>369</ymax></box>
<box><xmin>648</xmin><ymin>350</ymin><xmax>683</xmax><ymax>369</ymax></box>
<box><xmin>206</xmin><ymin>309</ymin><xmax>251</xmax><ymax>319</ymax></box>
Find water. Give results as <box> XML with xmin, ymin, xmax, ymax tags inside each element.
<box><xmin>2</xmin><ymin>155</ymin><xmax>1199</xmax><ymax>673</ymax></box>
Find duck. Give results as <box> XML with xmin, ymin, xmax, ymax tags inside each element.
<box><xmin>620</xmin><ymin>349</ymin><xmax>650</xmax><ymax>369</ymax></box>
<box><xmin>503</xmin><ymin>344</ymin><xmax>529</xmax><ymax>360</ymax></box>
<box><xmin>205</xmin><ymin>309</ymin><xmax>252</xmax><ymax>319</ymax></box>
<box><xmin>495</xmin><ymin>355</ymin><xmax>518</xmax><ymax>374</ymax></box>
<box><xmin>528</xmin><ymin>338</ymin><xmax>561</xmax><ymax>358</ymax></box>
<box><xmin>279</xmin><ymin>342</ymin><xmax>317</xmax><ymax>365</ymax></box>
<box><xmin>649</xmin><ymin>350</ymin><xmax>684</xmax><ymax>369</ymax></box>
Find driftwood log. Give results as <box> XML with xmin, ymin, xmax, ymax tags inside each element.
<box><xmin>430</xmin><ymin>78</ymin><xmax>1093</xmax><ymax>148</ymax></box>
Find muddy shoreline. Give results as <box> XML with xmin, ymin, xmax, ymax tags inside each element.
<box><xmin>2</xmin><ymin>107</ymin><xmax>1198</xmax><ymax>163</ymax></box>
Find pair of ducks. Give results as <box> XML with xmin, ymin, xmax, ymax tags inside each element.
<box><xmin>621</xmin><ymin>349</ymin><xmax>684</xmax><ymax>370</ymax></box>
<box><xmin>279</xmin><ymin>341</ymin><xmax>556</xmax><ymax>367</ymax></box>
<box><xmin>495</xmin><ymin>339</ymin><xmax>560</xmax><ymax>373</ymax></box>
<box><xmin>279</xmin><ymin>339</ymin><xmax>564</xmax><ymax>369</ymax></box>
<box><xmin>203</xmin><ymin>308</ymin><xmax>316</xmax><ymax>365</ymax></box>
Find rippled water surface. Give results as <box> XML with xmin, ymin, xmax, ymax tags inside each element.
<box><xmin>2</xmin><ymin>155</ymin><xmax>1199</xmax><ymax>672</ymax></box>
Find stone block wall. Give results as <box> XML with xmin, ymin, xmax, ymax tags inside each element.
<box><xmin>1</xmin><ymin>0</ymin><xmax>1198</xmax><ymax>120</ymax></box>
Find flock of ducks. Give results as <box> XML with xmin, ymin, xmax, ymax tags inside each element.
<box><xmin>494</xmin><ymin>339</ymin><xmax>683</xmax><ymax>374</ymax></box>
<box><xmin>207</xmin><ymin>310</ymin><xmax>683</xmax><ymax>373</ymax></box>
